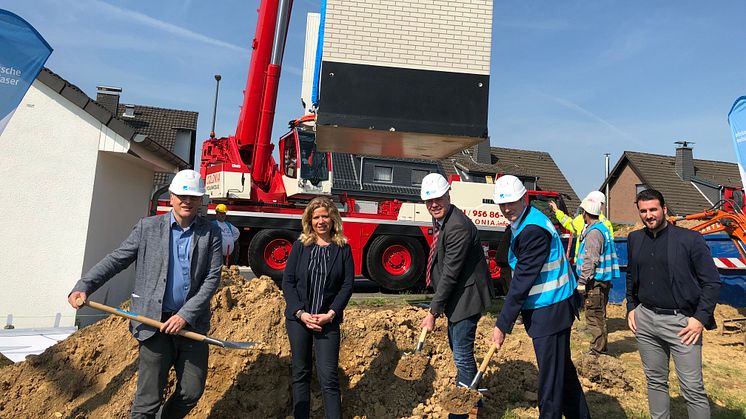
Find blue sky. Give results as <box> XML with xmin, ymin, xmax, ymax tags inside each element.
<box><xmin>3</xmin><ymin>0</ymin><xmax>745</xmax><ymax>197</ymax></box>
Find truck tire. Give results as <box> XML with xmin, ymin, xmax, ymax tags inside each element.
<box><xmin>248</xmin><ymin>229</ymin><xmax>297</xmax><ymax>282</ymax></box>
<box><xmin>366</xmin><ymin>235</ymin><xmax>425</xmax><ymax>291</ymax></box>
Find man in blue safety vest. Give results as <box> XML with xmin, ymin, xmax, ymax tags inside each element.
<box><xmin>549</xmin><ymin>190</ymin><xmax>614</xmax><ymax>258</ymax></box>
<box><xmin>575</xmin><ymin>198</ymin><xmax>620</xmax><ymax>355</ymax></box>
<box><xmin>491</xmin><ymin>175</ymin><xmax>589</xmax><ymax>419</ymax></box>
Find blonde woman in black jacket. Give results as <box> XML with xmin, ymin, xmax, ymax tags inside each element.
<box><xmin>282</xmin><ymin>197</ymin><xmax>354</xmax><ymax>419</ymax></box>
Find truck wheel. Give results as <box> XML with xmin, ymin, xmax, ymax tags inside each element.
<box><xmin>366</xmin><ymin>235</ymin><xmax>425</xmax><ymax>291</ymax></box>
<box><xmin>248</xmin><ymin>229</ymin><xmax>297</xmax><ymax>282</ymax></box>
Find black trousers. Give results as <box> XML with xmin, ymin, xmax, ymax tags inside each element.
<box><xmin>532</xmin><ymin>327</ymin><xmax>590</xmax><ymax>419</ymax></box>
<box><xmin>130</xmin><ymin>332</ymin><xmax>208</xmax><ymax>419</ymax></box>
<box><xmin>286</xmin><ymin>318</ymin><xmax>342</xmax><ymax>419</ymax></box>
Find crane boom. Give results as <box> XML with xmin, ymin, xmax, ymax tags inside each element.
<box><xmin>234</xmin><ymin>0</ymin><xmax>281</xmax><ymax>149</ymax></box>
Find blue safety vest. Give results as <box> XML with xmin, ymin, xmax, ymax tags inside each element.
<box><xmin>575</xmin><ymin>222</ymin><xmax>620</xmax><ymax>282</ymax></box>
<box><xmin>508</xmin><ymin>207</ymin><xmax>576</xmax><ymax>309</ymax></box>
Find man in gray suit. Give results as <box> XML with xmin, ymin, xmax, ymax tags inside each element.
<box><xmin>68</xmin><ymin>169</ymin><xmax>223</xmax><ymax>419</ymax></box>
<box><xmin>419</xmin><ymin>173</ymin><xmax>493</xmax><ymax>418</ymax></box>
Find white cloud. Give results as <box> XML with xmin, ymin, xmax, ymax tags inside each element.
<box><xmin>540</xmin><ymin>91</ymin><xmax>640</xmax><ymax>145</ymax></box>
<box><xmin>87</xmin><ymin>0</ymin><xmax>249</xmax><ymax>53</ymax></box>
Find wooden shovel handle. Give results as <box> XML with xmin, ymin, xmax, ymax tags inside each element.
<box><xmin>77</xmin><ymin>298</ymin><xmax>207</xmax><ymax>343</ymax></box>
<box><xmin>417</xmin><ymin>327</ymin><xmax>428</xmax><ymax>345</ymax></box>
<box><xmin>478</xmin><ymin>343</ymin><xmax>497</xmax><ymax>373</ymax></box>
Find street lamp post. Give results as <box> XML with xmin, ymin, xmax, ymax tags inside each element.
<box><xmin>604</xmin><ymin>153</ymin><xmax>610</xmax><ymax>218</ymax></box>
<box><xmin>210</xmin><ymin>74</ymin><xmax>222</xmax><ymax>138</ymax></box>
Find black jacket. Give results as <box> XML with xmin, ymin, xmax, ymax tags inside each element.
<box><xmin>626</xmin><ymin>224</ymin><xmax>721</xmax><ymax>329</ymax></box>
<box><xmin>282</xmin><ymin>240</ymin><xmax>355</xmax><ymax>323</ymax></box>
<box><xmin>429</xmin><ymin>205</ymin><xmax>494</xmax><ymax>323</ymax></box>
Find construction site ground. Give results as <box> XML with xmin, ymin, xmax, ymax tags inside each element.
<box><xmin>1</xmin><ymin>270</ymin><xmax>745</xmax><ymax>418</ymax></box>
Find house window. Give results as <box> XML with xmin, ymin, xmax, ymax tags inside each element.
<box><xmin>636</xmin><ymin>183</ymin><xmax>649</xmax><ymax>194</ymax></box>
<box><xmin>412</xmin><ymin>169</ymin><xmax>429</xmax><ymax>186</ymax></box>
<box><xmin>373</xmin><ymin>166</ymin><xmax>393</xmax><ymax>183</ymax></box>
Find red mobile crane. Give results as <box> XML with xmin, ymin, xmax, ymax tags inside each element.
<box><xmin>194</xmin><ymin>0</ymin><xmax>570</xmax><ymax>290</ymax></box>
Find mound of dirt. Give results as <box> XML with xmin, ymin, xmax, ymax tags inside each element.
<box><xmin>5</xmin><ymin>270</ymin><xmax>743</xmax><ymax>418</ymax></box>
<box><xmin>0</xmin><ymin>270</ymin><xmax>540</xmax><ymax>419</ymax></box>
<box><xmin>614</xmin><ymin>219</ymin><xmax>707</xmax><ymax>238</ymax></box>
<box><xmin>439</xmin><ymin>386</ymin><xmax>481</xmax><ymax>415</ymax></box>
<box><xmin>575</xmin><ymin>352</ymin><xmax>633</xmax><ymax>392</ymax></box>
<box><xmin>393</xmin><ymin>352</ymin><xmax>429</xmax><ymax>381</ymax></box>
<box><xmin>613</xmin><ymin>223</ymin><xmax>643</xmax><ymax>238</ymax></box>
<box><xmin>220</xmin><ymin>265</ymin><xmax>247</xmax><ymax>287</ymax></box>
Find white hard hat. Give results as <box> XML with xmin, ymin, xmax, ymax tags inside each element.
<box><xmin>420</xmin><ymin>173</ymin><xmax>450</xmax><ymax>200</ymax></box>
<box><xmin>585</xmin><ymin>190</ymin><xmax>606</xmax><ymax>204</ymax></box>
<box><xmin>169</xmin><ymin>169</ymin><xmax>206</xmax><ymax>196</ymax></box>
<box><xmin>493</xmin><ymin>175</ymin><xmax>527</xmax><ymax>204</ymax></box>
<box><xmin>580</xmin><ymin>198</ymin><xmax>602</xmax><ymax>216</ymax></box>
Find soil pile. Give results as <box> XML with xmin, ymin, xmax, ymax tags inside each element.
<box><xmin>0</xmin><ymin>275</ymin><xmax>538</xmax><ymax>418</ymax></box>
<box><xmin>575</xmin><ymin>352</ymin><xmax>632</xmax><ymax>392</ymax></box>
<box><xmin>615</xmin><ymin>219</ymin><xmax>705</xmax><ymax>237</ymax></box>
<box><xmin>1</xmin><ymin>275</ymin><xmax>745</xmax><ymax>418</ymax></box>
<box><xmin>393</xmin><ymin>352</ymin><xmax>429</xmax><ymax>381</ymax></box>
<box><xmin>439</xmin><ymin>387</ymin><xmax>481</xmax><ymax>415</ymax></box>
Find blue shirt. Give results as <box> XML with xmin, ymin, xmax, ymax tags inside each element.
<box><xmin>163</xmin><ymin>212</ymin><xmax>194</xmax><ymax>312</ymax></box>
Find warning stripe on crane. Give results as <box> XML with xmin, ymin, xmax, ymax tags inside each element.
<box><xmin>714</xmin><ymin>257</ymin><xmax>746</xmax><ymax>269</ymax></box>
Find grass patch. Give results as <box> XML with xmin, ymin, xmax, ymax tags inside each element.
<box><xmin>499</xmin><ymin>409</ymin><xmax>521</xmax><ymax>419</ymax></box>
<box><xmin>0</xmin><ymin>353</ymin><xmax>13</xmax><ymax>368</ymax></box>
<box><xmin>708</xmin><ymin>384</ymin><xmax>746</xmax><ymax>418</ymax></box>
<box><xmin>348</xmin><ymin>297</ymin><xmax>390</xmax><ymax>307</ymax></box>
<box><xmin>485</xmin><ymin>298</ymin><xmax>505</xmax><ymax>316</ymax></box>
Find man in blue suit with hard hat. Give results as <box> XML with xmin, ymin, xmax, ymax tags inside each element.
<box><xmin>491</xmin><ymin>175</ymin><xmax>589</xmax><ymax>419</ymax></box>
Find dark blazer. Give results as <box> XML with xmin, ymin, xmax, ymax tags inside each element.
<box><xmin>430</xmin><ymin>205</ymin><xmax>494</xmax><ymax>323</ymax></box>
<box><xmin>72</xmin><ymin>214</ymin><xmax>223</xmax><ymax>340</ymax></box>
<box><xmin>282</xmin><ymin>240</ymin><xmax>355</xmax><ymax>323</ymax></box>
<box><xmin>626</xmin><ymin>224</ymin><xmax>721</xmax><ymax>329</ymax></box>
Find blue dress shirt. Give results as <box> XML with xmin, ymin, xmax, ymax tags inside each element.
<box><xmin>163</xmin><ymin>212</ymin><xmax>194</xmax><ymax>312</ymax></box>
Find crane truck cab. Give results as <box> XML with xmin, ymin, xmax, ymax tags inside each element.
<box><xmin>278</xmin><ymin>115</ymin><xmax>332</xmax><ymax>199</ymax></box>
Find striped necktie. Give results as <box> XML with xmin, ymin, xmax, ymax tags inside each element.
<box><xmin>426</xmin><ymin>223</ymin><xmax>440</xmax><ymax>287</ymax></box>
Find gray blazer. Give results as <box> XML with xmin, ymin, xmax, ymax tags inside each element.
<box><xmin>430</xmin><ymin>205</ymin><xmax>494</xmax><ymax>323</ymax></box>
<box><xmin>71</xmin><ymin>213</ymin><xmax>223</xmax><ymax>341</ymax></box>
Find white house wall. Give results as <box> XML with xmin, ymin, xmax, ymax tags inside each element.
<box><xmin>0</xmin><ymin>80</ymin><xmax>155</xmax><ymax>329</ymax></box>
<box><xmin>76</xmin><ymin>152</ymin><xmax>153</xmax><ymax>327</ymax></box>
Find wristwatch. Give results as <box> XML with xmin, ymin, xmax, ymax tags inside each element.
<box><xmin>295</xmin><ymin>309</ymin><xmax>306</xmax><ymax>319</ymax></box>
<box><xmin>429</xmin><ymin>308</ymin><xmax>441</xmax><ymax>318</ymax></box>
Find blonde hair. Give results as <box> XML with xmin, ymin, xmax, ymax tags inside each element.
<box><xmin>299</xmin><ymin>197</ymin><xmax>347</xmax><ymax>247</ymax></box>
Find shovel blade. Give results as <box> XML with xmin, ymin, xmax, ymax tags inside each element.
<box><xmin>220</xmin><ymin>341</ymin><xmax>257</xmax><ymax>349</ymax></box>
<box><xmin>393</xmin><ymin>352</ymin><xmax>429</xmax><ymax>380</ymax></box>
<box><xmin>203</xmin><ymin>336</ymin><xmax>257</xmax><ymax>350</ymax></box>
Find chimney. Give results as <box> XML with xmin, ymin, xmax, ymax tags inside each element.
<box><xmin>675</xmin><ymin>141</ymin><xmax>695</xmax><ymax>181</ymax></box>
<box><xmin>474</xmin><ymin>137</ymin><xmax>491</xmax><ymax>164</ymax></box>
<box><xmin>96</xmin><ymin>85</ymin><xmax>122</xmax><ymax>115</ymax></box>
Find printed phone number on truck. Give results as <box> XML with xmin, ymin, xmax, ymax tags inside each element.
<box><xmin>464</xmin><ymin>210</ymin><xmax>504</xmax><ymax>218</ymax></box>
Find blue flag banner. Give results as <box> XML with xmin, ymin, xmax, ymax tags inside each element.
<box><xmin>728</xmin><ymin>96</ymin><xmax>746</xmax><ymax>189</ymax></box>
<box><xmin>0</xmin><ymin>9</ymin><xmax>52</xmax><ymax>136</ymax></box>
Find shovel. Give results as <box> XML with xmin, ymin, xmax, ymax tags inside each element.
<box><xmin>463</xmin><ymin>342</ymin><xmax>497</xmax><ymax>390</ymax></box>
<box><xmin>393</xmin><ymin>327</ymin><xmax>429</xmax><ymax>380</ymax></box>
<box><xmin>441</xmin><ymin>343</ymin><xmax>498</xmax><ymax>415</ymax></box>
<box><xmin>77</xmin><ymin>299</ymin><xmax>257</xmax><ymax>350</ymax></box>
